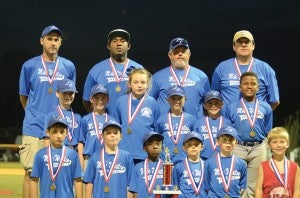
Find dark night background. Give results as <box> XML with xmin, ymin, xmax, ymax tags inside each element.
<box><xmin>1</xmin><ymin>0</ymin><xmax>299</xmax><ymax>143</ymax></box>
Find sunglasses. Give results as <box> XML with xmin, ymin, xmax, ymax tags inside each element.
<box><xmin>171</xmin><ymin>39</ymin><xmax>188</xmax><ymax>47</ymax></box>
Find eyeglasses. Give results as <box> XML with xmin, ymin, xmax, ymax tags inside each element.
<box><xmin>234</xmin><ymin>40</ymin><xmax>252</xmax><ymax>46</ymax></box>
<box><xmin>171</xmin><ymin>39</ymin><xmax>188</xmax><ymax>48</ymax></box>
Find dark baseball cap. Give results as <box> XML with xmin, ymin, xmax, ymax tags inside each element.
<box><xmin>217</xmin><ymin>125</ymin><xmax>238</xmax><ymax>140</ymax></box>
<box><xmin>204</xmin><ymin>90</ymin><xmax>222</xmax><ymax>103</ymax></box>
<box><xmin>57</xmin><ymin>79</ymin><xmax>78</xmax><ymax>93</ymax></box>
<box><xmin>90</xmin><ymin>84</ymin><xmax>109</xmax><ymax>98</ymax></box>
<box><xmin>183</xmin><ymin>131</ymin><xmax>203</xmax><ymax>145</ymax></box>
<box><xmin>142</xmin><ymin>131</ymin><xmax>164</xmax><ymax>146</ymax></box>
<box><xmin>107</xmin><ymin>29</ymin><xmax>130</xmax><ymax>43</ymax></box>
<box><xmin>102</xmin><ymin>120</ymin><xmax>122</xmax><ymax>132</ymax></box>
<box><xmin>169</xmin><ymin>37</ymin><xmax>189</xmax><ymax>51</ymax></box>
<box><xmin>41</xmin><ymin>25</ymin><xmax>62</xmax><ymax>37</ymax></box>
<box><xmin>167</xmin><ymin>85</ymin><xmax>186</xmax><ymax>98</ymax></box>
<box><xmin>48</xmin><ymin>116</ymin><xmax>68</xmax><ymax>129</ymax></box>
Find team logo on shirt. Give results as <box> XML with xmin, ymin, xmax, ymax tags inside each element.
<box><xmin>214</xmin><ymin>168</ymin><xmax>241</xmax><ymax>183</ymax></box>
<box><xmin>236</xmin><ymin>108</ymin><xmax>264</xmax><ymax>121</ymax></box>
<box><xmin>140</xmin><ymin>107</ymin><xmax>152</xmax><ymax>118</ymax></box>
<box><xmin>38</xmin><ymin>68</ymin><xmax>64</xmax><ymax>82</ymax></box>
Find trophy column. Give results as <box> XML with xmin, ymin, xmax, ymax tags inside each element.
<box><xmin>153</xmin><ymin>147</ymin><xmax>181</xmax><ymax>198</ymax></box>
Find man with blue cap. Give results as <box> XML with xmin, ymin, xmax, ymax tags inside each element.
<box><xmin>149</xmin><ymin>37</ymin><xmax>210</xmax><ymax>119</ymax></box>
<box><xmin>19</xmin><ymin>25</ymin><xmax>76</xmax><ymax>197</ymax></box>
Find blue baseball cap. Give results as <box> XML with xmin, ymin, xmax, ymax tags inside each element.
<box><xmin>217</xmin><ymin>125</ymin><xmax>238</xmax><ymax>140</ymax></box>
<box><xmin>107</xmin><ymin>29</ymin><xmax>130</xmax><ymax>43</ymax></box>
<box><xmin>90</xmin><ymin>84</ymin><xmax>109</xmax><ymax>97</ymax></box>
<box><xmin>183</xmin><ymin>131</ymin><xmax>204</xmax><ymax>145</ymax></box>
<box><xmin>142</xmin><ymin>131</ymin><xmax>164</xmax><ymax>146</ymax></box>
<box><xmin>204</xmin><ymin>90</ymin><xmax>222</xmax><ymax>103</ymax></box>
<box><xmin>169</xmin><ymin>37</ymin><xmax>189</xmax><ymax>51</ymax></box>
<box><xmin>41</xmin><ymin>25</ymin><xmax>62</xmax><ymax>37</ymax></box>
<box><xmin>102</xmin><ymin>120</ymin><xmax>121</xmax><ymax>132</ymax></box>
<box><xmin>57</xmin><ymin>79</ymin><xmax>78</xmax><ymax>93</ymax></box>
<box><xmin>167</xmin><ymin>85</ymin><xmax>186</xmax><ymax>98</ymax></box>
<box><xmin>48</xmin><ymin>116</ymin><xmax>68</xmax><ymax>128</ymax></box>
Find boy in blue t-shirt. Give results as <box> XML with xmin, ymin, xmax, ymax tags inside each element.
<box><xmin>30</xmin><ymin>116</ymin><xmax>83</xmax><ymax>198</ymax></box>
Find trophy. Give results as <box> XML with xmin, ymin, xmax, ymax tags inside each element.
<box><xmin>153</xmin><ymin>147</ymin><xmax>181</xmax><ymax>197</ymax></box>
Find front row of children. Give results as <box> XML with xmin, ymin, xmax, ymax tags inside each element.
<box><xmin>30</xmin><ymin>114</ymin><xmax>300</xmax><ymax>197</ymax></box>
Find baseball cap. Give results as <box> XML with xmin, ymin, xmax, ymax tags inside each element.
<box><xmin>102</xmin><ymin>120</ymin><xmax>122</xmax><ymax>132</ymax></box>
<box><xmin>183</xmin><ymin>131</ymin><xmax>204</xmax><ymax>145</ymax></box>
<box><xmin>142</xmin><ymin>131</ymin><xmax>164</xmax><ymax>146</ymax></box>
<box><xmin>90</xmin><ymin>84</ymin><xmax>109</xmax><ymax>97</ymax></box>
<box><xmin>167</xmin><ymin>85</ymin><xmax>186</xmax><ymax>98</ymax></box>
<box><xmin>107</xmin><ymin>29</ymin><xmax>130</xmax><ymax>43</ymax></box>
<box><xmin>169</xmin><ymin>37</ymin><xmax>189</xmax><ymax>51</ymax></box>
<box><xmin>57</xmin><ymin>79</ymin><xmax>78</xmax><ymax>93</ymax></box>
<box><xmin>41</xmin><ymin>25</ymin><xmax>63</xmax><ymax>38</ymax></box>
<box><xmin>204</xmin><ymin>90</ymin><xmax>222</xmax><ymax>103</ymax></box>
<box><xmin>233</xmin><ymin>30</ymin><xmax>254</xmax><ymax>43</ymax></box>
<box><xmin>48</xmin><ymin>116</ymin><xmax>68</xmax><ymax>129</ymax></box>
<box><xmin>217</xmin><ymin>125</ymin><xmax>238</xmax><ymax>140</ymax></box>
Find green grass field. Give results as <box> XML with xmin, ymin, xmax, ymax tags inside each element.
<box><xmin>0</xmin><ymin>162</ymin><xmax>23</xmax><ymax>198</ymax></box>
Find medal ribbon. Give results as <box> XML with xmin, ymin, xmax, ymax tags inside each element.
<box><xmin>92</xmin><ymin>112</ymin><xmax>108</xmax><ymax>144</ymax></box>
<box><xmin>216</xmin><ymin>153</ymin><xmax>236</xmax><ymax>193</ymax></box>
<box><xmin>168</xmin><ymin>112</ymin><xmax>185</xmax><ymax>145</ymax></box>
<box><xmin>240</xmin><ymin>99</ymin><xmax>259</xmax><ymax>129</ymax></box>
<box><xmin>205</xmin><ymin>116</ymin><xmax>223</xmax><ymax>150</ymax></box>
<box><xmin>57</xmin><ymin>105</ymin><xmax>75</xmax><ymax>142</ymax></box>
<box><xmin>169</xmin><ymin>66</ymin><xmax>190</xmax><ymax>87</ymax></box>
<box><xmin>144</xmin><ymin>158</ymin><xmax>163</xmax><ymax>193</ymax></box>
<box><xmin>109</xmin><ymin>57</ymin><xmax>129</xmax><ymax>84</ymax></box>
<box><xmin>100</xmin><ymin>148</ymin><xmax>119</xmax><ymax>183</ymax></box>
<box><xmin>41</xmin><ymin>56</ymin><xmax>60</xmax><ymax>86</ymax></box>
<box><xmin>270</xmin><ymin>157</ymin><xmax>288</xmax><ymax>190</ymax></box>
<box><xmin>234</xmin><ymin>58</ymin><xmax>254</xmax><ymax>77</ymax></box>
<box><xmin>128</xmin><ymin>93</ymin><xmax>146</xmax><ymax>125</ymax></box>
<box><xmin>47</xmin><ymin>145</ymin><xmax>66</xmax><ymax>182</ymax></box>
<box><xmin>183</xmin><ymin>157</ymin><xmax>204</xmax><ymax>195</ymax></box>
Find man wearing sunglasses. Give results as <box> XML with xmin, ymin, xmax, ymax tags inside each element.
<box><xmin>211</xmin><ymin>30</ymin><xmax>280</xmax><ymax>111</ymax></box>
<box><xmin>149</xmin><ymin>37</ymin><xmax>210</xmax><ymax>119</ymax></box>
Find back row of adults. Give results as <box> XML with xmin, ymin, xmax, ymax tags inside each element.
<box><xmin>18</xmin><ymin>25</ymin><xmax>279</xmax><ymax>198</ymax></box>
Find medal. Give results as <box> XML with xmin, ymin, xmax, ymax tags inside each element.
<box><xmin>173</xmin><ymin>146</ymin><xmax>179</xmax><ymax>154</ymax></box>
<box><xmin>104</xmin><ymin>185</ymin><xmax>110</xmax><ymax>193</ymax></box>
<box><xmin>127</xmin><ymin>128</ymin><xmax>132</xmax><ymax>134</ymax></box>
<box><xmin>48</xmin><ymin>87</ymin><xmax>53</xmax><ymax>94</ymax></box>
<box><xmin>224</xmin><ymin>194</ymin><xmax>230</xmax><ymax>198</ymax></box>
<box><xmin>115</xmin><ymin>85</ymin><xmax>121</xmax><ymax>92</ymax></box>
<box><xmin>156</xmin><ymin>185</ymin><xmax>161</xmax><ymax>190</ymax></box>
<box><xmin>249</xmin><ymin>130</ymin><xmax>256</xmax><ymax>138</ymax></box>
<box><xmin>50</xmin><ymin>183</ymin><xmax>56</xmax><ymax>191</ymax></box>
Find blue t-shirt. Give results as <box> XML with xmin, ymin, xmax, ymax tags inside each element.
<box><xmin>149</xmin><ymin>66</ymin><xmax>210</xmax><ymax>119</ymax></box>
<box><xmin>211</xmin><ymin>57</ymin><xmax>279</xmax><ymax>108</ymax></box>
<box><xmin>204</xmin><ymin>154</ymin><xmax>247</xmax><ymax>198</ymax></box>
<box><xmin>83</xmin><ymin>148</ymin><xmax>137</xmax><ymax>198</ymax></box>
<box><xmin>19</xmin><ymin>55</ymin><xmax>76</xmax><ymax>138</ymax></box>
<box><xmin>155</xmin><ymin>112</ymin><xmax>198</xmax><ymax>164</ymax></box>
<box><xmin>114</xmin><ymin>94</ymin><xmax>159</xmax><ymax>160</ymax></box>
<box><xmin>44</xmin><ymin>107</ymin><xmax>81</xmax><ymax>147</ymax></box>
<box><xmin>30</xmin><ymin>146</ymin><xmax>82</xmax><ymax>198</ymax></box>
<box><xmin>82</xmin><ymin>58</ymin><xmax>143</xmax><ymax>114</ymax></box>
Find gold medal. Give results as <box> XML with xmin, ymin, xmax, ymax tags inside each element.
<box><xmin>155</xmin><ymin>185</ymin><xmax>161</xmax><ymax>190</ymax></box>
<box><xmin>249</xmin><ymin>130</ymin><xmax>256</xmax><ymax>138</ymax></box>
<box><xmin>174</xmin><ymin>185</ymin><xmax>179</xmax><ymax>191</ymax></box>
<box><xmin>48</xmin><ymin>87</ymin><xmax>53</xmax><ymax>94</ymax></box>
<box><xmin>115</xmin><ymin>85</ymin><xmax>121</xmax><ymax>92</ymax></box>
<box><xmin>173</xmin><ymin>146</ymin><xmax>179</xmax><ymax>154</ymax></box>
<box><xmin>50</xmin><ymin>183</ymin><xmax>56</xmax><ymax>191</ymax></box>
<box><xmin>224</xmin><ymin>194</ymin><xmax>230</xmax><ymax>198</ymax></box>
<box><xmin>127</xmin><ymin>128</ymin><xmax>132</xmax><ymax>134</ymax></box>
<box><xmin>104</xmin><ymin>185</ymin><xmax>110</xmax><ymax>193</ymax></box>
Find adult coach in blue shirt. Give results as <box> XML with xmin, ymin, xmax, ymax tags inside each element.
<box><xmin>149</xmin><ymin>37</ymin><xmax>210</xmax><ymax>119</ymax></box>
<box><xmin>211</xmin><ymin>30</ymin><xmax>280</xmax><ymax>111</ymax></box>
<box><xmin>19</xmin><ymin>25</ymin><xmax>76</xmax><ymax>198</ymax></box>
<box><xmin>82</xmin><ymin>29</ymin><xmax>143</xmax><ymax>113</ymax></box>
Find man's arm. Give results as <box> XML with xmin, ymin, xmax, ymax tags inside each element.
<box><xmin>19</xmin><ymin>95</ymin><xmax>28</xmax><ymax>110</ymax></box>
